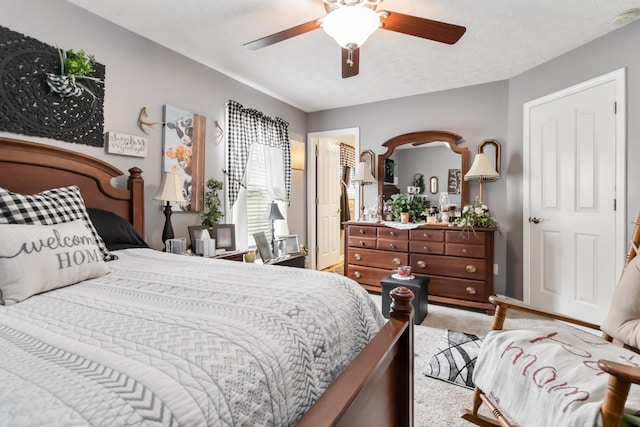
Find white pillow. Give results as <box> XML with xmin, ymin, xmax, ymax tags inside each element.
<box><xmin>0</xmin><ymin>220</ymin><xmax>110</xmax><ymax>305</ymax></box>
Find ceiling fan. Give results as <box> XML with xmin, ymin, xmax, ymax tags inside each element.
<box><xmin>244</xmin><ymin>0</ymin><xmax>466</xmax><ymax>78</ymax></box>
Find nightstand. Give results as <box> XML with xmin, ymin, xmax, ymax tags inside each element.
<box><xmin>264</xmin><ymin>254</ymin><xmax>305</xmax><ymax>268</ymax></box>
<box><xmin>210</xmin><ymin>250</ymin><xmax>248</xmax><ymax>262</ymax></box>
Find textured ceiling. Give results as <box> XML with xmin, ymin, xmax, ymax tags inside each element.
<box><xmin>67</xmin><ymin>0</ymin><xmax>639</xmax><ymax>112</ymax></box>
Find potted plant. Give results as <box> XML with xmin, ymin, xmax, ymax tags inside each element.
<box><xmin>385</xmin><ymin>193</ymin><xmax>429</xmax><ymax>223</ymax></box>
<box><xmin>46</xmin><ymin>48</ymin><xmax>104</xmax><ymax>99</ymax></box>
<box><xmin>454</xmin><ymin>197</ymin><xmax>497</xmax><ymax>232</ymax></box>
<box><xmin>201</xmin><ymin>178</ymin><xmax>224</xmax><ymax>226</ymax></box>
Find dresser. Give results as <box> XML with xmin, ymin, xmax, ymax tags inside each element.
<box><xmin>344</xmin><ymin>222</ymin><xmax>495</xmax><ymax>311</ymax></box>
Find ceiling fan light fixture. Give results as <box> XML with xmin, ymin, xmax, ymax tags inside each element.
<box><xmin>322</xmin><ymin>6</ymin><xmax>380</xmax><ymax>49</ymax></box>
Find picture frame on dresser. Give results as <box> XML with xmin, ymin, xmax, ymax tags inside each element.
<box><xmin>211</xmin><ymin>224</ymin><xmax>235</xmax><ymax>251</ymax></box>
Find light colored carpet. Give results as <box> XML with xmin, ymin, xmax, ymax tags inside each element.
<box><xmin>367</xmin><ymin>293</ymin><xmax>560</xmax><ymax>426</ymax></box>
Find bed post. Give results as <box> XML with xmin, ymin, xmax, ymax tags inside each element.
<box><xmin>390</xmin><ymin>286</ymin><xmax>415</xmax><ymax>427</ymax></box>
<box><xmin>127</xmin><ymin>167</ymin><xmax>145</xmax><ymax>239</ymax></box>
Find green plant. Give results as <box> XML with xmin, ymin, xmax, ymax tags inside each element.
<box><xmin>454</xmin><ymin>197</ymin><xmax>497</xmax><ymax>231</ymax></box>
<box><xmin>201</xmin><ymin>178</ymin><xmax>224</xmax><ymax>226</ymax></box>
<box><xmin>62</xmin><ymin>49</ymin><xmax>96</xmax><ymax>81</ymax></box>
<box><xmin>385</xmin><ymin>193</ymin><xmax>429</xmax><ymax>223</ymax></box>
<box><xmin>413</xmin><ymin>173</ymin><xmax>425</xmax><ymax>194</ymax></box>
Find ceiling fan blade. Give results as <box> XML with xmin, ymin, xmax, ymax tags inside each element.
<box><xmin>379</xmin><ymin>10</ymin><xmax>466</xmax><ymax>45</ymax></box>
<box><xmin>243</xmin><ymin>19</ymin><xmax>322</xmax><ymax>50</ymax></box>
<box><xmin>342</xmin><ymin>47</ymin><xmax>360</xmax><ymax>78</ymax></box>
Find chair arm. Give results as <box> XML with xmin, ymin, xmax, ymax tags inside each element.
<box><xmin>598</xmin><ymin>360</ymin><xmax>640</xmax><ymax>384</ymax></box>
<box><xmin>489</xmin><ymin>295</ymin><xmax>602</xmax><ymax>332</ymax></box>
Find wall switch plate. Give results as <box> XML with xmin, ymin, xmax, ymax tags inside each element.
<box><xmin>494</xmin><ymin>263</ymin><xmax>498</xmax><ymax>275</ymax></box>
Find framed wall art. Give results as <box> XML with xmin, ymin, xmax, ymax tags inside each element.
<box><xmin>447</xmin><ymin>169</ymin><xmax>461</xmax><ymax>194</ymax></box>
<box><xmin>162</xmin><ymin>104</ymin><xmax>206</xmax><ymax>212</ymax></box>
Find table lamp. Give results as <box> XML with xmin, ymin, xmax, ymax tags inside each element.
<box><xmin>353</xmin><ymin>161</ymin><xmax>376</xmax><ymax>221</ymax></box>
<box><xmin>464</xmin><ymin>153</ymin><xmax>500</xmax><ymax>203</ymax></box>
<box><xmin>153</xmin><ymin>171</ymin><xmax>186</xmax><ymax>249</ymax></box>
<box><xmin>263</xmin><ymin>200</ymin><xmax>284</xmax><ymax>255</ymax></box>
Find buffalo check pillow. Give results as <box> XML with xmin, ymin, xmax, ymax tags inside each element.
<box><xmin>0</xmin><ymin>220</ymin><xmax>110</xmax><ymax>305</ymax></box>
<box><xmin>0</xmin><ymin>185</ymin><xmax>114</xmax><ymax>261</ymax></box>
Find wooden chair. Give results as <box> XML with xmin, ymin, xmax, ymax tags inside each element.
<box><xmin>461</xmin><ymin>212</ymin><xmax>640</xmax><ymax>427</ymax></box>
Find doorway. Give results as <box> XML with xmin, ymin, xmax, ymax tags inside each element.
<box><xmin>523</xmin><ymin>68</ymin><xmax>626</xmax><ymax>324</ymax></box>
<box><xmin>307</xmin><ymin>128</ymin><xmax>359</xmax><ymax>270</ymax></box>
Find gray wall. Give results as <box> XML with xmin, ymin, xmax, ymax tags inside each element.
<box><xmin>1</xmin><ymin>0</ymin><xmax>308</xmax><ymax>250</ymax></box>
<box><xmin>308</xmin><ymin>82</ymin><xmax>511</xmax><ymax>294</ymax></box>
<box><xmin>504</xmin><ymin>20</ymin><xmax>640</xmax><ymax>299</ymax></box>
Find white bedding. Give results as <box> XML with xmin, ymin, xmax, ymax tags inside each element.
<box><xmin>0</xmin><ymin>249</ymin><xmax>384</xmax><ymax>426</ymax></box>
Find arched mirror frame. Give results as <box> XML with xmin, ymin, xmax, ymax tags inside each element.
<box><xmin>377</xmin><ymin>130</ymin><xmax>469</xmax><ymax>206</ymax></box>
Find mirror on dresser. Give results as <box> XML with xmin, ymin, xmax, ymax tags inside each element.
<box><xmin>377</xmin><ymin>130</ymin><xmax>469</xmax><ymax>209</ymax></box>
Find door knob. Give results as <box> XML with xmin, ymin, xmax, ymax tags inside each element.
<box><xmin>529</xmin><ymin>217</ymin><xmax>542</xmax><ymax>224</ymax></box>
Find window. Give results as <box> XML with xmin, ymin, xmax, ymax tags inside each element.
<box><xmin>245</xmin><ymin>144</ymin><xmax>275</xmax><ymax>246</ymax></box>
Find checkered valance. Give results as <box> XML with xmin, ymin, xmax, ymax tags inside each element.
<box><xmin>340</xmin><ymin>143</ymin><xmax>355</xmax><ymax>168</ymax></box>
<box><xmin>227</xmin><ymin>100</ymin><xmax>291</xmax><ymax>207</ymax></box>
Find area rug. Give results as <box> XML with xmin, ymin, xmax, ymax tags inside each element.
<box><xmin>424</xmin><ymin>329</ymin><xmax>483</xmax><ymax>389</ymax></box>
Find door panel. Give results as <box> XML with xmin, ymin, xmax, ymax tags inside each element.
<box><xmin>317</xmin><ymin>140</ymin><xmax>341</xmax><ymax>270</ymax></box>
<box><xmin>527</xmin><ymin>80</ymin><xmax>617</xmax><ymax>323</ymax></box>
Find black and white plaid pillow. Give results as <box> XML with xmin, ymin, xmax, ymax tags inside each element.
<box><xmin>0</xmin><ymin>185</ymin><xmax>115</xmax><ymax>261</ymax></box>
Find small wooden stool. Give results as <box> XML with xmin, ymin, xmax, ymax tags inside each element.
<box><xmin>381</xmin><ymin>274</ymin><xmax>429</xmax><ymax>324</ymax></box>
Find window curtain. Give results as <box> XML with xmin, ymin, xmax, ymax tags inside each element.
<box><xmin>340</xmin><ymin>143</ymin><xmax>355</xmax><ymax>226</ymax></box>
<box><xmin>227</xmin><ymin>100</ymin><xmax>291</xmax><ymax>207</ymax></box>
<box><xmin>227</xmin><ymin>100</ymin><xmax>291</xmax><ymax>248</ymax></box>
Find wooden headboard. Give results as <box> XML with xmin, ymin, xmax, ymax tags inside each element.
<box><xmin>0</xmin><ymin>137</ymin><xmax>145</xmax><ymax>238</ymax></box>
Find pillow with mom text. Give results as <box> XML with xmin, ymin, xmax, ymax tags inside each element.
<box><xmin>0</xmin><ymin>220</ymin><xmax>110</xmax><ymax>305</ymax></box>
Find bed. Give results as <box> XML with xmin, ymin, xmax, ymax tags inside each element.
<box><xmin>0</xmin><ymin>136</ymin><xmax>415</xmax><ymax>426</ymax></box>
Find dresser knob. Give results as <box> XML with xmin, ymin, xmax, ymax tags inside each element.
<box><xmin>354</xmin><ymin>253</ymin><xmax>362</xmax><ymax>261</ymax></box>
<box><xmin>390</xmin><ymin>231</ymin><xmax>395</xmax><ymax>236</ymax></box>
<box><xmin>466</xmin><ymin>286</ymin><xmax>477</xmax><ymax>295</ymax></box>
<box><xmin>389</xmin><ymin>243</ymin><xmax>395</xmax><ymax>248</ymax></box>
<box><xmin>423</xmin><ymin>246</ymin><xmax>429</xmax><ymax>251</ymax></box>
<box><xmin>393</xmin><ymin>258</ymin><xmax>401</xmax><ymax>265</ymax></box>
<box><xmin>359</xmin><ymin>229</ymin><xmax>365</xmax><ymax>234</ymax></box>
<box><xmin>354</xmin><ymin>271</ymin><xmax>361</xmax><ymax>279</ymax></box>
<box><xmin>462</xmin><ymin>248</ymin><xmax>469</xmax><ymax>254</ymax></box>
<box><xmin>359</xmin><ymin>240</ymin><xmax>365</xmax><ymax>246</ymax></box>
<box><xmin>461</xmin><ymin>234</ymin><xmax>469</xmax><ymax>240</ymax></box>
<box><xmin>466</xmin><ymin>265</ymin><xmax>477</xmax><ymax>273</ymax></box>
<box><xmin>417</xmin><ymin>260</ymin><xmax>426</xmax><ymax>268</ymax></box>
<box><xmin>423</xmin><ymin>233</ymin><xmax>429</xmax><ymax>238</ymax></box>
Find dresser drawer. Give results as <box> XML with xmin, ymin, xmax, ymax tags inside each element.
<box><xmin>409</xmin><ymin>240</ymin><xmax>445</xmax><ymax>255</ymax></box>
<box><xmin>348</xmin><ymin>247</ymin><xmax>408</xmax><ymax>269</ymax></box>
<box><xmin>410</xmin><ymin>229</ymin><xmax>445</xmax><ymax>242</ymax></box>
<box><xmin>377</xmin><ymin>238</ymin><xmax>409</xmax><ymax>252</ymax></box>
<box><xmin>410</xmin><ymin>254</ymin><xmax>486</xmax><ymax>280</ymax></box>
<box><xmin>348</xmin><ymin>225</ymin><xmax>377</xmax><ymax>238</ymax></box>
<box><xmin>348</xmin><ymin>236</ymin><xmax>377</xmax><ymax>249</ymax></box>
<box><xmin>445</xmin><ymin>230</ymin><xmax>486</xmax><ymax>244</ymax></box>
<box><xmin>445</xmin><ymin>243</ymin><xmax>486</xmax><ymax>258</ymax></box>
<box><xmin>422</xmin><ymin>275</ymin><xmax>489</xmax><ymax>303</ymax></box>
<box><xmin>347</xmin><ymin>264</ymin><xmax>390</xmax><ymax>287</ymax></box>
<box><xmin>378</xmin><ymin>228</ymin><xmax>409</xmax><ymax>240</ymax></box>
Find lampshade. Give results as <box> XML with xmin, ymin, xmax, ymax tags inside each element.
<box><xmin>464</xmin><ymin>153</ymin><xmax>500</xmax><ymax>182</ymax></box>
<box><xmin>290</xmin><ymin>140</ymin><xmax>305</xmax><ymax>170</ymax></box>
<box><xmin>322</xmin><ymin>6</ymin><xmax>380</xmax><ymax>49</ymax></box>
<box><xmin>263</xmin><ymin>200</ymin><xmax>285</xmax><ymax>221</ymax></box>
<box><xmin>154</xmin><ymin>171</ymin><xmax>187</xmax><ymax>203</ymax></box>
<box><xmin>353</xmin><ymin>161</ymin><xmax>376</xmax><ymax>184</ymax></box>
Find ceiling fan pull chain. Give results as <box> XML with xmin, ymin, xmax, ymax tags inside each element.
<box><xmin>346</xmin><ymin>46</ymin><xmax>355</xmax><ymax>67</ymax></box>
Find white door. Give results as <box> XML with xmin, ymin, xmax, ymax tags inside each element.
<box><xmin>524</xmin><ymin>71</ymin><xmax>625</xmax><ymax>324</ymax></box>
<box><xmin>316</xmin><ymin>139</ymin><xmax>341</xmax><ymax>270</ymax></box>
